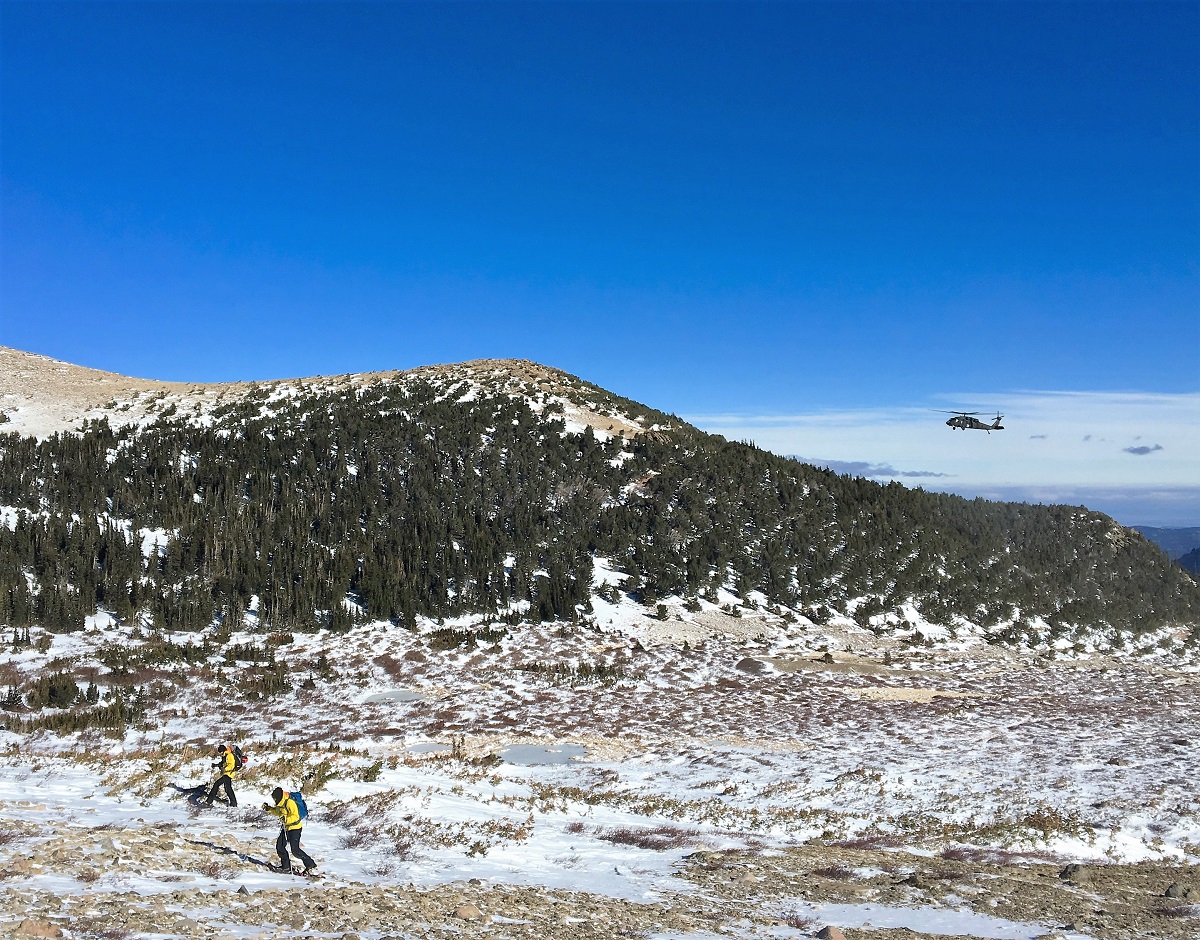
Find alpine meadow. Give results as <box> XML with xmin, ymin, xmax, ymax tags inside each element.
<box><xmin>1</xmin><ymin>347</ymin><xmax>1199</xmax><ymax>940</ymax></box>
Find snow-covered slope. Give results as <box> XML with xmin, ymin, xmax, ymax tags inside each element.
<box><xmin>0</xmin><ymin>345</ymin><xmax>652</xmax><ymax>441</ymax></box>
<box><xmin>1</xmin><ymin>602</ymin><xmax>1197</xmax><ymax>939</ymax></box>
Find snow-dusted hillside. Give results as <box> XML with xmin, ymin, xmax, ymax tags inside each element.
<box><xmin>1</xmin><ymin>346</ymin><xmax>1198</xmax><ymax>939</ymax></box>
<box><xmin>0</xmin><ymin>346</ymin><xmax>654</xmax><ymax>441</ymax></box>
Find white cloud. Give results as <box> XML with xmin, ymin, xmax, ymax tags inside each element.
<box><xmin>686</xmin><ymin>391</ymin><xmax>1200</xmax><ymax>526</ymax></box>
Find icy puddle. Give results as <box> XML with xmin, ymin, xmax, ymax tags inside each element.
<box><xmin>362</xmin><ymin>689</ymin><xmax>424</xmax><ymax>703</ymax></box>
<box><xmin>651</xmin><ymin>901</ymin><xmax>1100</xmax><ymax>940</ymax></box>
<box><xmin>501</xmin><ymin>742</ymin><xmax>587</xmax><ymax>765</ymax></box>
<box><xmin>779</xmin><ymin>900</ymin><xmax>1100</xmax><ymax>939</ymax></box>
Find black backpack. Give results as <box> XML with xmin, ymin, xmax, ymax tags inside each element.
<box><xmin>230</xmin><ymin>744</ymin><xmax>247</xmax><ymax>771</ymax></box>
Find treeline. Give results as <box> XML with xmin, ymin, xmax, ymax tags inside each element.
<box><xmin>0</xmin><ymin>376</ymin><xmax>1196</xmax><ymax>645</ymax></box>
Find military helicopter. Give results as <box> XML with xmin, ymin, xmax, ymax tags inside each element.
<box><xmin>939</xmin><ymin>410</ymin><xmax>1005</xmax><ymax>432</ymax></box>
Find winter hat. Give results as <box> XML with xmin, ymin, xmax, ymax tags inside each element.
<box><xmin>271</xmin><ymin>787</ymin><xmax>284</xmax><ymax>803</ymax></box>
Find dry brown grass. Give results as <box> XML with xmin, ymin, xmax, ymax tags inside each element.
<box><xmin>597</xmin><ymin>825</ymin><xmax>699</xmax><ymax>850</ymax></box>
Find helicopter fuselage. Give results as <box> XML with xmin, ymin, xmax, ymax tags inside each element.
<box><xmin>946</xmin><ymin>415</ymin><xmax>1004</xmax><ymax>431</ymax></box>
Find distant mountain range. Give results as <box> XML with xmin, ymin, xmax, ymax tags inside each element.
<box><xmin>1</xmin><ymin>345</ymin><xmax>1197</xmax><ymax>654</ymax></box>
<box><xmin>1132</xmin><ymin>526</ymin><xmax>1200</xmax><ymax>561</ymax></box>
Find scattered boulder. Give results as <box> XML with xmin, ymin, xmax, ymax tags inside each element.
<box><xmin>816</xmin><ymin>927</ymin><xmax>846</xmax><ymax>940</ymax></box>
<box><xmin>1059</xmin><ymin>863</ymin><xmax>1089</xmax><ymax>883</ymax></box>
<box><xmin>735</xmin><ymin>658</ymin><xmax>766</xmax><ymax>674</ymax></box>
<box><xmin>454</xmin><ymin>903</ymin><xmax>483</xmax><ymax>921</ymax></box>
<box><xmin>14</xmin><ymin>920</ymin><xmax>62</xmax><ymax>939</ymax></box>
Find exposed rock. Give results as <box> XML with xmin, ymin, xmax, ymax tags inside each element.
<box><xmin>454</xmin><ymin>902</ymin><xmax>484</xmax><ymax>920</ymax></box>
<box><xmin>815</xmin><ymin>927</ymin><xmax>846</xmax><ymax>940</ymax></box>
<box><xmin>14</xmin><ymin>920</ymin><xmax>62</xmax><ymax>939</ymax></box>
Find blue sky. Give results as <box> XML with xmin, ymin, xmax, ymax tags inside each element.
<box><xmin>2</xmin><ymin>2</ymin><xmax>1197</xmax><ymax>525</ymax></box>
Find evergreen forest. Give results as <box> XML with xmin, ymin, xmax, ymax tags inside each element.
<box><xmin>1</xmin><ymin>373</ymin><xmax>1197</xmax><ymax>650</ymax></box>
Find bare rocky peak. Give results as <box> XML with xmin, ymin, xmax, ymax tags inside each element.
<box><xmin>0</xmin><ymin>346</ymin><xmax>648</xmax><ymax>439</ymax></box>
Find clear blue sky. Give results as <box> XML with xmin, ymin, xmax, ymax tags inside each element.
<box><xmin>2</xmin><ymin>2</ymin><xmax>1198</xmax><ymax>522</ymax></box>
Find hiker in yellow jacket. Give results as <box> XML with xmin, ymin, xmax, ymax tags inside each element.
<box><xmin>204</xmin><ymin>744</ymin><xmax>238</xmax><ymax>807</ymax></box>
<box><xmin>263</xmin><ymin>787</ymin><xmax>316</xmax><ymax>874</ymax></box>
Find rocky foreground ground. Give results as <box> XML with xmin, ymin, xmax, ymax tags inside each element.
<box><xmin>2</xmin><ymin>821</ymin><xmax>1198</xmax><ymax>940</ymax></box>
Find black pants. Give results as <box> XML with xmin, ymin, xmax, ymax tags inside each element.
<box><xmin>276</xmin><ymin>827</ymin><xmax>315</xmax><ymax>871</ymax></box>
<box><xmin>206</xmin><ymin>774</ymin><xmax>236</xmax><ymax>806</ymax></box>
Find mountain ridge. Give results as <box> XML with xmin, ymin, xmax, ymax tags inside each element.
<box><xmin>0</xmin><ymin>345</ymin><xmax>1196</xmax><ymax>655</ymax></box>
<box><xmin>0</xmin><ymin>345</ymin><xmax>656</xmax><ymax>441</ymax></box>
<box><xmin>1132</xmin><ymin>525</ymin><xmax>1200</xmax><ymax>560</ymax></box>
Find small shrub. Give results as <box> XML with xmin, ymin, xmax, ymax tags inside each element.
<box><xmin>940</xmin><ymin>846</ymin><xmax>1060</xmax><ymax>866</ymax></box>
<box><xmin>429</xmin><ymin>628</ymin><xmax>474</xmax><ymax>651</ymax></box>
<box><xmin>25</xmin><ymin>672</ymin><xmax>79</xmax><ymax>710</ymax></box>
<box><xmin>340</xmin><ymin>830</ymin><xmax>373</xmax><ymax>849</ymax></box>
<box><xmin>1159</xmin><ymin>905</ymin><xmax>1200</xmax><ymax>919</ymax></box>
<box><xmin>522</xmin><ymin>661</ymin><xmax>633</xmax><ymax>687</ymax></box>
<box><xmin>200</xmin><ymin>860</ymin><xmax>229</xmax><ymax>879</ymax></box>
<box><xmin>303</xmin><ymin>757</ymin><xmax>339</xmax><ymax>793</ymax></box>
<box><xmin>240</xmin><ymin>662</ymin><xmax>290</xmax><ymax>699</ymax></box>
<box><xmin>374</xmin><ymin>653</ymin><xmax>406</xmax><ymax>681</ymax></box>
<box><xmin>597</xmin><ymin>825</ymin><xmax>699</xmax><ymax>850</ymax></box>
<box><xmin>357</xmin><ymin>758</ymin><xmax>384</xmax><ymax>783</ymax></box>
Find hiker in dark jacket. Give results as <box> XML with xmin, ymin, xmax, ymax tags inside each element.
<box><xmin>264</xmin><ymin>786</ymin><xmax>316</xmax><ymax>874</ymax></box>
<box><xmin>204</xmin><ymin>744</ymin><xmax>238</xmax><ymax>806</ymax></box>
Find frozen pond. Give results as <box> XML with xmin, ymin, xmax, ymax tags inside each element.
<box><xmin>501</xmin><ymin>743</ymin><xmax>586</xmax><ymax>765</ymax></box>
<box><xmin>406</xmin><ymin>742</ymin><xmax>451</xmax><ymax>754</ymax></box>
<box><xmin>362</xmin><ymin>689</ymin><xmax>424</xmax><ymax>703</ymax></box>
